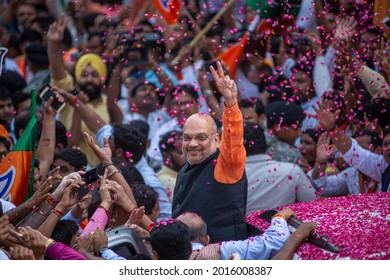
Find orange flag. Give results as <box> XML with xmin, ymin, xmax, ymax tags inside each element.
<box><xmin>217</xmin><ymin>33</ymin><xmax>250</xmax><ymax>79</ymax></box>
<box><xmin>152</xmin><ymin>0</ymin><xmax>180</xmax><ymax>25</ymax></box>
<box><xmin>0</xmin><ymin>90</ymin><xmax>37</xmax><ymax>206</ymax></box>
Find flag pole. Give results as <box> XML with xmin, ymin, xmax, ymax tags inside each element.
<box><xmin>171</xmin><ymin>0</ymin><xmax>236</xmax><ymax>64</ymax></box>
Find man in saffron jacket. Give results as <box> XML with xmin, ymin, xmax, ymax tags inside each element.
<box><xmin>172</xmin><ymin>61</ymin><xmax>248</xmax><ymax>243</ymax></box>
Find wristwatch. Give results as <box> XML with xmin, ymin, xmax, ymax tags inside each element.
<box><xmin>98</xmin><ymin>247</ymin><xmax>108</xmax><ymax>257</ymax></box>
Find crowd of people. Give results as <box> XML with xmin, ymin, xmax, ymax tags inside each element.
<box><xmin>0</xmin><ymin>0</ymin><xmax>389</xmax><ymax>260</ymax></box>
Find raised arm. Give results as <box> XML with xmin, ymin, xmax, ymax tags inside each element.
<box><xmin>47</xmin><ymin>16</ymin><xmax>68</xmax><ymax>81</ymax></box>
<box><xmin>55</xmin><ymin>87</ymin><xmax>106</xmax><ymax>134</ymax></box>
<box><xmin>105</xmin><ymin>62</ymin><xmax>123</xmax><ymax>124</ymax></box>
<box><xmin>36</xmin><ymin>97</ymin><xmax>60</xmax><ymax>182</ymax></box>
<box><xmin>210</xmin><ymin>61</ymin><xmax>246</xmax><ymax>183</ymax></box>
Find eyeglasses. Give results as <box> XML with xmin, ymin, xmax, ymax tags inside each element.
<box><xmin>182</xmin><ymin>133</ymin><xmax>217</xmax><ymax>142</ymax></box>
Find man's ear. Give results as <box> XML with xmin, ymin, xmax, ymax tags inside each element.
<box><xmin>200</xmin><ymin>235</ymin><xmax>210</xmax><ymax>247</ymax></box>
<box><xmin>152</xmin><ymin>250</ymin><xmax>159</xmax><ymax>260</ymax></box>
<box><xmin>214</xmin><ymin>132</ymin><xmax>220</xmax><ymax>148</ymax></box>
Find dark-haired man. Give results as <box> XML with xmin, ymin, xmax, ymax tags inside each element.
<box><xmin>53</xmin><ymin>148</ymin><xmax>88</xmax><ymax>177</ymax></box>
<box><xmin>244</xmin><ymin>123</ymin><xmax>316</xmax><ymax>214</ymax></box>
<box><xmin>315</xmin><ymin>105</ymin><xmax>390</xmax><ymax>192</ymax></box>
<box><xmin>156</xmin><ymin>130</ymin><xmax>186</xmax><ymax>200</ymax></box>
<box><xmin>266</xmin><ymin>100</ymin><xmax>306</xmax><ymax>164</ymax></box>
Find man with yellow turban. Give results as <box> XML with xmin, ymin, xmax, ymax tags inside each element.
<box><xmin>47</xmin><ymin>17</ymin><xmax>116</xmax><ymax>167</ymax></box>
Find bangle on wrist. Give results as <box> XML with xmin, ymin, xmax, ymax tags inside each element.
<box><xmin>103</xmin><ymin>163</ymin><xmax>114</xmax><ymax>170</ymax></box>
<box><xmin>51</xmin><ymin>208</ymin><xmax>64</xmax><ymax>218</ymax></box>
<box><xmin>316</xmin><ymin>160</ymin><xmax>327</xmax><ymax>165</ymax></box>
<box><xmin>98</xmin><ymin>205</ymin><xmax>109</xmax><ymax>217</ymax></box>
<box><xmin>107</xmin><ymin>169</ymin><xmax>121</xmax><ymax>179</ymax></box>
<box><xmin>47</xmin><ymin>195</ymin><xmax>58</xmax><ymax>206</ymax></box>
<box><xmin>147</xmin><ymin>223</ymin><xmax>155</xmax><ymax>232</ymax></box>
<box><xmin>69</xmin><ymin>95</ymin><xmax>78</xmax><ymax>106</ymax></box>
<box><xmin>45</xmin><ymin>238</ymin><xmax>56</xmax><ymax>250</ymax></box>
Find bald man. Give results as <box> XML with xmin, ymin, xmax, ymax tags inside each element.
<box><xmin>172</xmin><ymin>62</ymin><xmax>248</xmax><ymax>243</ymax></box>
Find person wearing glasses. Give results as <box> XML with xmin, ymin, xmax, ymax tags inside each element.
<box><xmin>171</xmin><ymin>61</ymin><xmax>248</xmax><ymax>243</ymax></box>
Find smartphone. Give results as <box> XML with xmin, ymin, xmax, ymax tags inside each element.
<box><xmin>75</xmin><ymin>168</ymin><xmax>99</xmax><ymax>200</ymax></box>
<box><xmin>39</xmin><ymin>85</ymin><xmax>65</xmax><ymax>113</ymax></box>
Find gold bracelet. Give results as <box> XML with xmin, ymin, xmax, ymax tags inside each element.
<box><xmin>45</xmin><ymin>238</ymin><xmax>56</xmax><ymax>249</ymax></box>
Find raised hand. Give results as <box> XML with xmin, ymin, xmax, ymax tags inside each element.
<box><xmin>125</xmin><ymin>206</ymin><xmax>146</xmax><ymax>226</ymax></box>
<box><xmin>311</xmin><ymin>103</ymin><xmax>340</xmax><ymax>131</ymax></box>
<box><xmin>210</xmin><ymin>61</ymin><xmax>238</xmax><ymax>107</ymax></box>
<box><xmin>333</xmin><ymin>17</ymin><xmax>358</xmax><ymax>43</ymax></box>
<box><xmin>29</xmin><ymin>177</ymin><xmax>52</xmax><ymax>207</ymax></box>
<box><xmin>83</xmin><ymin>132</ymin><xmax>112</xmax><ymax>165</ymax></box>
<box><xmin>316</xmin><ymin>132</ymin><xmax>333</xmax><ymax>164</ymax></box>
<box><xmin>47</xmin><ymin>15</ymin><xmax>69</xmax><ymax>43</ymax></box>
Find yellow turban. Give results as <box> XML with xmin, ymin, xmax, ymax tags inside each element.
<box><xmin>74</xmin><ymin>53</ymin><xmax>107</xmax><ymax>82</ymax></box>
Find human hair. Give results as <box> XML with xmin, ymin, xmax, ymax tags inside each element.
<box><xmin>243</xmin><ymin>122</ymin><xmax>267</xmax><ymax>155</ymax></box>
<box><xmin>131</xmin><ymin>183</ymin><xmax>159</xmax><ymax>216</ymax></box>
<box><xmin>112</xmin><ymin>124</ymin><xmax>146</xmax><ymax>163</ymax></box>
<box><xmin>20</xmin><ymin>28</ymin><xmax>42</xmax><ymax>44</ymax></box>
<box><xmin>383</xmin><ymin>125</ymin><xmax>390</xmax><ymax>140</ymax></box>
<box><xmin>14</xmin><ymin>109</ymin><xmax>30</xmax><ymax>140</ymax></box>
<box><xmin>54</xmin><ymin>148</ymin><xmax>88</xmax><ymax>171</ymax></box>
<box><xmin>83</xmin><ymin>13</ymin><xmax>102</xmax><ymax>31</ymax></box>
<box><xmin>363</xmin><ymin>98</ymin><xmax>390</xmax><ymax>130</ymax></box>
<box><xmin>302</xmin><ymin>128</ymin><xmax>326</xmax><ymax>144</ymax></box>
<box><xmin>0</xmin><ymin>86</ymin><xmax>11</xmax><ymax>101</ymax></box>
<box><xmin>170</xmin><ymin>84</ymin><xmax>198</xmax><ymax>102</ymax></box>
<box><xmin>96</xmin><ymin>157</ymin><xmax>145</xmax><ymax>184</ymax></box>
<box><xmin>159</xmin><ymin>130</ymin><xmax>182</xmax><ymax>154</ymax></box>
<box><xmin>55</xmin><ymin>121</ymin><xmax>69</xmax><ymax>148</ymax></box>
<box><xmin>238</xmin><ymin>98</ymin><xmax>265</xmax><ymax>116</ymax></box>
<box><xmin>150</xmin><ymin>219</ymin><xmax>191</xmax><ymax>260</ymax></box>
<box><xmin>51</xmin><ymin>220</ymin><xmax>79</xmax><ymax>246</ymax></box>
<box><xmin>0</xmin><ymin>136</ymin><xmax>11</xmax><ymax>151</ymax></box>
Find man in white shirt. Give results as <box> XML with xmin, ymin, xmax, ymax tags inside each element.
<box><xmin>244</xmin><ymin>123</ymin><xmax>316</xmax><ymax>214</ymax></box>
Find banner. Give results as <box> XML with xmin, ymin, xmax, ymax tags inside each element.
<box><xmin>0</xmin><ymin>89</ymin><xmax>37</xmax><ymax>206</ymax></box>
<box><xmin>152</xmin><ymin>0</ymin><xmax>180</xmax><ymax>25</ymax></box>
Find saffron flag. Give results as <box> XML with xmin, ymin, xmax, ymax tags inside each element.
<box><xmin>152</xmin><ymin>0</ymin><xmax>180</xmax><ymax>25</ymax></box>
<box><xmin>0</xmin><ymin>89</ymin><xmax>37</xmax><ymax>206</ymax></box>
<box><xmin>216</xmin><ymin>33</ymin><xmax>250</xmax><ymax>79</ymax></box>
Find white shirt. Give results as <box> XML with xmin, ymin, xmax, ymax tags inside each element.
<box><xmin>123</xmin><ymin>110</ymin><xmax>170</xmax><ymax>141</ymax></box>
<box><xmin>245</xmin><ymin>154</ymin><xmax>316</xmax><ymax>214</ymax></box>
<box><xmin>309</xmin><ymin>167</ymin><xmax>381</xmax><ymax>196</ymax></box>
<box><xmin>191</xmin><ymin>217</ymin><xmax>290</xmax><ymax>260</ymax></box>
<box><xmin>342</xmin><ymin>139</ymin><xmax>389</xmax><ymax>191</ymax></box>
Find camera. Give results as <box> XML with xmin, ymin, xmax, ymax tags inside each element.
<box><xmin>115</xmin><ymin>31</ymin><xmax>162</xmax><ymax>65</ymax></box>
